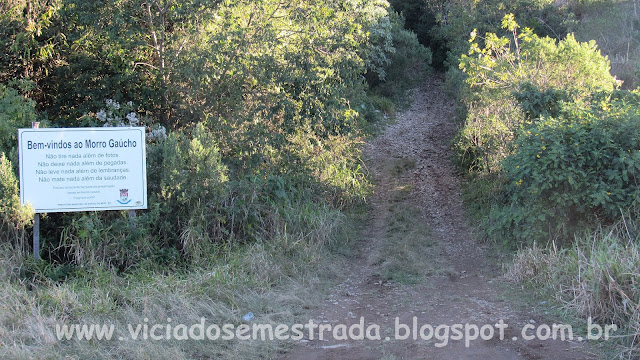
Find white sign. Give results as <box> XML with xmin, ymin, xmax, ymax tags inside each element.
<box><xmin>18</xmin><ymin>127</ymin><xmax>147</xmax><ymax>213</ymax></box>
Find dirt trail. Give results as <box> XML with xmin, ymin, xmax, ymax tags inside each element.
<box><xmin>282</xmin><ymin>76</ymin><xmax>596</xmax><ymax>359</ymax></box>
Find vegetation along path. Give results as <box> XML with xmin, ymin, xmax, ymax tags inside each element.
<box><xmin>282</xmin><ymin>76</ymin><xmax>596</xmax><ymax>360</ymax></box>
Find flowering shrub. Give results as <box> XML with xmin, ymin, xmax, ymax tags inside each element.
<box><xmin>95</xmin><ymin>99</ymin><xmax>167</xmax><ymax>143</ymax></box>
<box><xmin>487</xmin><ymin>90</ymin><xmax>640</xmax><ymax>245</ymax></box>
<box><xmin>96</xmin><ymin>99</ymin><xmax>139</xmax><ymax>127</ymax></box>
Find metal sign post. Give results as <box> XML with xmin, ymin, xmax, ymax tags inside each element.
<box><xmin>128</xmin><ymin>209</ymin><xmax>136</xmax><ymax>229</ymax></box>
<box><xmin>33</xmin><ymin>213</ymin><xmax>40</xmax><ymax>260</ymax></box>
<box><xmin>31</xmin><ymin>121</ymin><xmax>40</xmax><ymax>260</ymax></box>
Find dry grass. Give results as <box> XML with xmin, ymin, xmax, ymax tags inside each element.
<box><xmin>506</xmin><ymin>212</ymin><xmax>640</xmax><ymax>358</ymax></box>
<box><xmin>0</xmin><ymin>207</ymin><xmax>349</xmax><ymax>359</ymax></box>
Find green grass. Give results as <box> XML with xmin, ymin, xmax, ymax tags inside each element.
<box><xmin>375</xmin><ymin>203</ymin><xmax>437</xmax><ymax>284</ymax></box>
<box><xmin>370</xmin><ymin>157</ymin><xmax>441</xmax><ymax>285</ymax></box>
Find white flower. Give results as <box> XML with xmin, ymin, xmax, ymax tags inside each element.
<box><xmin>106</xmin><ymin>99</ymin><xmax>121</xmax><ymax>110</ymax></box>
<box><xmin>126</xmin><ymin>112</ymin><xmax>139</xmax><ymax>125</ymax></box>
<box><xmin>96</xmin><ymin>109</ymin><xmax>107</xmax><ymax>122</ymax></box>
<box><xmin>148</xmin><ymin>125</ymin><xmax>167</xmax><ymax>141</ymax></box>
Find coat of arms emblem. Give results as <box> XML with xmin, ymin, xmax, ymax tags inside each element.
<box><xmin>118</xmin><ymin>188</ymin><xmax>131</xmax><ymax>204</ymax></box>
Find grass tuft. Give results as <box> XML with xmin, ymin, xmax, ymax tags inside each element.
<box><xmin>506</xmin><ymin>211</ymin><xmax>640</xmax><ymax>358</ymax></box>
<box><xmin>0</xmin><ymin>203</ymin><xmax>351</xmax><ymax>359</ymax></box>
<box><xmin>375</xmin><ymin>204</ymin><xmax>437</xmax><ymax>284</ymax></box>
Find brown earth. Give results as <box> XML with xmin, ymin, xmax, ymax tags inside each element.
<box><xmin>281</xmin><ymin>76</ymin><xmax>600</xmax><ymax>360</ymax></box>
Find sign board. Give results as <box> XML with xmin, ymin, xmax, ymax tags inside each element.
<box><xmin>18</xmin><ymin>127</ymin><xmax>147</xmax><ymax>213</ymax></box>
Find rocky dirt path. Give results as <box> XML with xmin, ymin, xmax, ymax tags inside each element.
<box><xmin>281</xmin><ymin>76</ymin><xmax>597</xmax><ymax>359</ymax></box>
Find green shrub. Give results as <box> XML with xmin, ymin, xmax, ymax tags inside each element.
<box><xmin>0</xmin><ymin>153</ymin><xmax>33</xmax><ymax>250</ymax></box>
<box><xmin>457</xmin><ymin>14</ymin><xmax>617</xmax><ymax>172</ymax></box>
<box><xmin>367</xmin><ymin>11</ymin><xmax>432</xmax><ymax>100</ymax></box>
<box><xmin>513</xmin><ymin>83</ymin><xmax>569</xmax><ymax>120</ymax></box>
<box><xmin>0</xmin><ymin>83</ymin><xmax>38</xmax><ymax>158</ymax></box>
<box><xmin>154</xmin><ymin>124</ymin><xmax>229</xmax><ymax>256</ymax></box>
<box><xmin>488</xmin><ymin>91</ymin><xmax>640</xmax><ymax>245</ymax></box>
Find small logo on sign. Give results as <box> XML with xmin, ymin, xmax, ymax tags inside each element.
<box><xmin>118</xmin><ymin>188</ymin><xmax>131</xmax><ymax>204</ymax></box>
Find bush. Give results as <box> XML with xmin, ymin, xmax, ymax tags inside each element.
<box><xmin>0</xmin><ymin>83</ymin><xmax>38</xmax><ymax>158</ymax></box>
<box><xmin>0</xmin><ymin>153</ymin><xmax>33</xmax><ymax>262</ymax></box>
<box><xmin>155</xmin><ymin>124</ymin><xmax>228</xmax><ymax>245</ymax></box>
<box><xmin>367</xmin><ymin>11</ymin><xmax>432</xmax><ymax>100</ymax></box>
<box><xmin>457</xmin><ymin>14</ymin><xmax>617</xmax><ymax>172</ymax></box>
<box><xmin>487</xmin><ymin>90</ymin><xmax>640</xmax><ymax>245</ymax></box>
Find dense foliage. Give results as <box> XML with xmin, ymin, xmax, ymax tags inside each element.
<box><xmin>389</xmin><ymin>0</ymin><xmax>575</xmax><ymax>69</ymax></box>
<box><xmin>458</xmin><ymin>15</ymin><xmax>617</xmax><ymax>172</ymax></box>
<box><xmin>492</xmin><ymin>91</ymin><xmax>640</xmax><ymax>244</ymax></box>
<box><xmin>455</xmin><ymin>14</ymin><xmax>640</xmax><ymax>248</ymax></box>
<box><xmin>0</xmin><ymin>0</ymin><xmax>431</xmax><ymax>272</ymax></box>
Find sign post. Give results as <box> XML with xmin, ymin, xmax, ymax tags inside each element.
<box><xmin>31</xmin><ymin>122</ymin><xmax>40</xmax><ymax>260</ymax></box>
<box><xmin>18</xmin><ymin>127</ymin><xmax>148</xmax><ymax>258</ymax></box>
<box><xmin>33</xmin><ymin>212</ymin><xmax>40</xmax><ymax>260</ymax></box>
<box><xmin>128</xmin><ymin>209</ymin><xmax>137</xmax><ymax>229</ymax></box>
